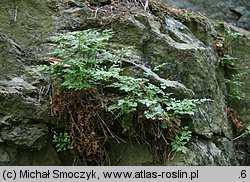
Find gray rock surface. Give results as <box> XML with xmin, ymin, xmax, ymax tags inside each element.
<box><xmin>0</xmin><ymin>0</ymin><xmax>59</xmax><ymax>165</ymax></box>
<box><xmin>162</xmin><ymin>0</ymin><xmax>250</xmax><ymax>30</ymax></box>
<box><xmin>0</xmin><ymin>123</ymin><xmax>48</xmax><ymax>150</ymax></box>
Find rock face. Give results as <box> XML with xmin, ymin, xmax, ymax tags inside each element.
<box><xmin>162</xmin><ymin>0</ymin><xmax>250</xmax><ymax>30</ymax></box>
<box><xmin>0</xmin><ymin>0</ymin><xmax>60</xmax><ymax>165</ymax></box>
<box><xmin>0</xmin><ymin>0</ymin><xmax>249</xmax><ymax>165</ymax></box>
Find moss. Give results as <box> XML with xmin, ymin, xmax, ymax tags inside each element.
<box><xmin>175</xmin><ymin>12</ymin><xmax>201</xmax><ymax>23</ymax></box>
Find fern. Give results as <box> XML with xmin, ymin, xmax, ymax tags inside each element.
<box><xmin>36</xmin><ymin>29</ymin><xmax>210</xmax><ymax>155</ymax></box>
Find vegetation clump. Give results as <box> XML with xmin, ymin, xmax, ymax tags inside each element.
<box><xmin>214</xmin><ymin>28</ymin><xmax>246</xmax><ymax>101</ymax></box>
<box><xmin>37</xmin><ymin>29</ymin><xmax>208</xmax><ymax>165</ymax></box>
<box><xmin>214</xmin><ymin>26</ymin><xmax>248</xmax><ymax>142</ymax></box>
<box><xmin>53</xmin><ymin>131</ymin><xmax>73</xmax><ymax>152</ymax></box>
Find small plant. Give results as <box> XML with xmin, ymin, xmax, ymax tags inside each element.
<box><xmin>53</xmin><ymin>131</ymin><xmax>73</xmax><ymax>152</ymax></box>
<box><xmin>35</xmin><ymin>29</ymin><xmax>117</xmax><ymax>90</ymax></box>
<box><xmin>165</xmin><ymin>98</ymin><xmax>209</xmax><ymax>116</ymax></box>
<box><xmin>224</xmin><ymin>30</ymin><xmax>243</xmax><ymax>43</ymax></box>
<box><xmin>221</xmin><ymin>55</ymin><xmax>237</xmax><ymax>69</ymax></box>
<box><xmin>107</xmin><ymin>77</ymin><xmax>171</xmax><ymax>121</ymax></box>
<box><xmin>233</xmin><ymin>125</ymin><xmax>250</xmax><ymax>141</ymax></box>
<box><xmin>241</xmin><ymin>125</ymin><xmax>250</xmax><ymax>138</ymax></box>
<box><xmin>171</xmin><ymin>127</ymin><xmax>192</xmax><ymax>154</ymax></box>
<box><xmin>223</xmin><ymin>29</ymin><xmax>243</xmax><ymax>55</ymax></box>
<box><xmin>216</xmin><ymin>28</ymin><xmax>246</xmax><ymax>102</ymax></box>
<box><xmin>226</xmin><ymin>72</ymin><xmax>246</xmax><ymax>100</ymax></box>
